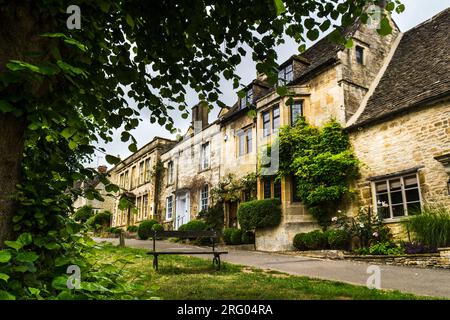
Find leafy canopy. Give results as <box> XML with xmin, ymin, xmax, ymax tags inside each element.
<box><xmin>0</xmin><ymin>0</ymin><xmax>402</xmax><ymax>299</ymax></box>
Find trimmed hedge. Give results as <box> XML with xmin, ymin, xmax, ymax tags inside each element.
<box><xmin>241</xmin><ymin>230</ymin><xmax>255</xmax><ymax>244</ymax></box>
<box><xmin>326</xmin><ymin>229</ymin><xmax>350</xmax><ymax>250</ymax></box>
<box><xmin>230</xmin><ymin>229</ymin><xmax>243</xmax><ymax>245</ymax></box>
<box><xmin>293</xmin><ymin>233</ymin><xmax>308</xmax><ymax>250</ymax></box>
<box><xmin>152</xmin><ymin>223</ymin><xmax>164</xmax><ymax>232</ymax></box>
<box><xmin>293</xmin><ymin>229</ymin><xmax>351</xmax><ymax>251</ymax></box>
<box><xmin>223</xmin><ymin>228</ymin><xmax>235</xmax><ymax>245</ymax></box>
<box><xmin>237</xmin><ymin>198</ymin><xmax>281</xmax><ymax>230</ymax></box>
<box><xmin>138</xmin><ymin>219</ymin><xmax>158</xmax><ymax>240</ymax></box>
<box><xmin>303</xmin><ymin>230</ymin><xmax>327</xmax><ymax>250</ymax></box>
<box><xmin>127</xmin><ymin>225</ymin><xmax>138</xmax><ymax>232</ymax></box>
<box><xmin>178</xmin><ymin>220</ymin><xmax>207</xmax><ymax>232</ymax></box>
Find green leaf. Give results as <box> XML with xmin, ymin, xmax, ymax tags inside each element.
<box><xmin>344</xmin><ymin>38</ymin><xmax>354</xmax><ymax>49</ymax></box>
<box><xmin>18</xmin><ymin>233</ymin><xmax>32</xmax><ymax>246</ymax></box>
<box><xmin>41</xmin><ymin>33</ymin><xmax>87</xmax><ymax>52</ymax></box>
<box><xmin>16</xmin><ymin>252</ymin><xmax>39</xmax><ymax>263</ymax></box>
<box><xmin>0</xmin><ymin>100</ymin><xmax>14</xmax><ymax>113</ymax></box>
<box><xmin>125</xmin><ymin>14</ymin><xmax>135</xmax><ymax>28</ymax></box>
<box><xmin>0</xmin><ymin>290</ymin><xmax>15</xmax><ymax>300</ymax></box>
<box><xmin>306</xmin><ymin>29</ymin><xmax>319</xmax><ymax>41</ymax></box>
<box><xmin>377</xmin><ymin>17</ymin><xmax>393</xmax><ymax>36</ymax></box>
<box><xmin>0</xmin><ymin>250</ymin><xmax>11</xmax><ymax>263</ymax></box>
<box><xmin>6</xmin><ymin>60</ymin><xmax>59</xmax><ymax>76</ymax></box>
<box><xmin>105</xmin><ymin>154</ymin><xmax>121</xmax><ymax>165</ymax></box>
<box><xmin>0</xmin><ymin>273</ymin><xmax>9</xmax><ymax>282</ymax></box>
<box><xmin>4</xmin><ymin>241</ymin><xmax>22</xmax><ymax>251</ymax></box>
<box><xmin>57</xmin><ymin>60</ymin><xmax>88</xmax><ymax>78</ymax></box>
<box><xmin>273</xmin><ymin>0</ymin><xmax>285</xmax><ymax>15</ymax></box>
<box><xmin>276</xmin><ymin>86</ymin><xmax>288</xmax><ymax>96</ymax></box>
<box><xmin>28</xmin><ymin>287</ymin><xmax>40</xmax><ymax>296</ymax></box>
<box><xmin>128</xmin><ymin>143</ymin><xmax>138</xmax><ymax>153</ymax></box>
<box><xmin>61</xmin><ymin>127</ymin><xmax>77</xmax><ymax>139</ymax></box>
<box><xmin>52</xmin><ymin>276</ymin><xmax>69</xmax><ymax>290</ymax></box>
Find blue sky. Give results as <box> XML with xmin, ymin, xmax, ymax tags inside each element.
<box><xmin>91</xmin><ymin>1</ymin><xmax>450</xmax><ymax>167</ymax></box>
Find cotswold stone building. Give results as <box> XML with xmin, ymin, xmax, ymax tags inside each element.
<box><xmin>106</xmin><ymin>8</ymin><xmax>449</xmax><ymax>251</ymax></box>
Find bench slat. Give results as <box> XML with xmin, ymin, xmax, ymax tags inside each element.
<box><xmin>147</xmin><ymin>251</ymin><xmax>228</xmax><ymax>255</ymax></box>
<box><xmin>153</xmin><ymin>230</ymin><xmax>218</xmax><ymax>238</ymax></box>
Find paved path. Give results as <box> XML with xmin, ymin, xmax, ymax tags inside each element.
<box><xmin>96</xmin><ymin>238</ymin><xmax>450</xmax><ymax>298</ymax></box>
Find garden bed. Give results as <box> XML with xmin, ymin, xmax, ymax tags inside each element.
<box><xmin>343</xmin><ymin>249</ymin><xmax>450</xmax><ymax>269</ymax></box>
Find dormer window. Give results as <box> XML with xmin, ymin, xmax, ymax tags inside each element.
<box><xmin>239</xmin><ymin>89</ymin><xmax>253</xmax><ymax>109</ymax></box>
<box><xmin>356</xmin><ymin>45</ymin><xmax>364</xmax><ymax>65</ymax></box>
<box><xmin>278</xmin><ymin>63</ymin><xmax>293</xmax><ymax>86</ymax></box>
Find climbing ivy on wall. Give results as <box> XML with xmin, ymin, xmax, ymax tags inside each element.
<box><xmin>278</xmin><ymin>117</ymin><xmax>360</xmax><ymax>228</ymax></box>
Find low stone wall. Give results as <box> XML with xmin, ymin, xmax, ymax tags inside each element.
<box><xmin>344</xmin><ymin>248</ymin><xmax>450</xmax><ymax>269</ymax></box>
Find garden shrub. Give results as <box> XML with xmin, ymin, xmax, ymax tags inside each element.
<box><xmin>326</xmin><ymin>229</ymin><xmax>350</xmax><ymax>250</ymax></box>
<box><xmin>237</xmin><ymin>198</ymin><xmax>281</xmax><ymax>230</ymax></box>
<box><xmin>197</xmin><ymin>203</ymin><xmax>224</xmax><ymax>232</ymax></box>
<box><xmin>179</xmin><ymin>220</ymin><xmax>207</xmax><ymax>232</ymax></box>
<box><xmin>403</xmin><ymin>205</ymin><xmax>450</xmax><ymax>248</ymax></box>
<box><xmin>241</xmin><ymin>230</ymin><xmax>255</xmax><ymax>244</ymax></box>
<box><xmin>107</xmin><ymin>227</ymin><xmax>123</xmax><ymax>235</ymax></box>
<box><xmin>303</xmin><ymin>230</ymin><xmax>328</xmax><ymax>250</ymax></box>
<box><xmin>73</xmin><ymin>205</ymin><xmax>94</xmax><ymax>223</ymax></box>
<box><xmin>230</xmin><ymin>228</ymin><xmax>243</xmax><ymax>245</ymax></box>
<box><xmin>293</xmin><ymin>233</ymin><xmax>308</xmax><ymax>251</ymax></box>
<box><xmin>177</xmin><ymin>220</ymin><xmax>208</xmax><ymax>244</ymax></box>
<box><xmin>87</xmin><ymin>211</ymin><xmax>112</xmax><ymax>231</ymax></box>
<box><xmin>354</xmin><ymin>242</ymin><xmax>405</xmax><ymax>255</ymax></box>
<box><xmin>138</xmin><ymin>219</ymin><xmax>158</xmax><ymax>240</ymax></box>
<box><xmin>126</xmin><ymin>225</ymin><xmax>138</xmax><ymax>232</ymax></box>
<box><xmin>152</xmin><ymin>223</ymin><xmax>164</xmax><ymax>232</ymax></box>
<box><xmin>222</xmin><ymin>228</ymin><xmax>235</xmax><ymax>245</ymax></box>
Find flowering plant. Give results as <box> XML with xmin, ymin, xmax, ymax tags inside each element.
<box><xmin>331</xmin><ymin>206</ymin><xmax>392</xmax><ymax>248</ymax></box>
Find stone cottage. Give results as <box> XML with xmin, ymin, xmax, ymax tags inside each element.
<box><xmin>104</xmin><ymin>8</ymin><xmax>449</xmax><ymax>252</ymax></box>
<box><xmin>347</xmin><ymin>8</ymin><xmax>450</xmax><ymax>237</ymax></box>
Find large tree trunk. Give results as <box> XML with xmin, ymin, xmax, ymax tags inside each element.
<box><xmin>0</xmin><ymin>114</ymin><xmax>26</xmax><ymax>247</ymax></box>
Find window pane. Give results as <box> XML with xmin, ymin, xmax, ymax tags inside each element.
<box><xmin>263</xmin><ymin>112</ymin><xmax>270</xmax><ymax>137</ymax></box>
<box><xmin>392</xmin><ymin>204</ymin><xmax>405</xmax><ymax>217</ymax></box>
<box><xmin>291</xmin><ymin>102</ymin><xmax>303</xmax><ymax>125</ymax></box>
<box><xmin>274</xmin><ymin>180</ymin><xmax>281</xmax><ymax>200</ymax></box>
<box><xmin>263</xmin><ymin>180</ymin><xmax>271</xmax><ymax>199</ymax></box>
<box><xmin>404</xmin><ymin>175</ymin><xmax>418</xmax><ymax>188</ymax></box>
<box><xmin>407</xmin><ymin>202</ymin><xmax>421</xmax><ymax>215</ymax></box>
<box><xmin>406</xmin><ymin>188</ymin><xmax>420</xmax><ymax>202</ymax></box>
<box><xmin>247</xmin><ymin>130</ymin><xmax>252</xmax><ymax>153</ymax></box>
<box><xmin>376</xmin><ymin>182</ymin><xmax>387</xmax><ymax>192</ymax></box>
<box><xmin>272</xmin><ymin>107</ymin><xmax>280</xmax><ymax>132</ymax></box>
<box><xmin>377</xmin><ymin>206</ymin><xmax>390</xmax><ymax>220</ymax></box>
<box><xmin>389</xmin><ymin>179</ymin><xmax>401</xmax><ymax>191</ymax></box>
<box><xmin>390</xmin><ymin>191</ymin><xmax>403</xmax><ymax>205</ymax></box>
<box><xmin>239</xmin><ymin>134</ymin><xmax>245</xmax><ymax>156</ymax></box>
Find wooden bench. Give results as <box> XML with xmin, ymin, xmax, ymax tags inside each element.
<box><xmin>147</xmin><ymin>230</ymin><xmax>228</xmax><ymax>271</ymax></box>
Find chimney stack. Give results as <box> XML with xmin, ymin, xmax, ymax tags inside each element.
<box><xmin>191</xmin><ymin>102</ymin><xmax>209</xmax><ymax>133</ymax></box>
<box><xmin>98</xmin><ymin>165</ymin><xmax>108</xmax><ymax>173</ymax></box>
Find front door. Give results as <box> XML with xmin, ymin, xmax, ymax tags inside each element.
<box><xmin>175</xmin><ymin>192</ymin><xmax>190</xmax><ymax>229</ymax></box>
<box><xmin>228</xmin><ymin>201</ymin><xmax>238</xmax><ymax>228</ymax></box>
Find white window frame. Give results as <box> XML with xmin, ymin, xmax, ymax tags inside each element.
<box><xmin>167</xmin><ymin>161</ymin><xmax>174</xmax><ymax>184</ymax></box>
<box><xmin>372</xmin><ymin>172</ymin><xmax>423</xmax><ymax>221</ymax></box>
<box><xmin>166</xmin><ymin>195</ymin><xmax>173</xmax><ymax>220</ymax></box>
<box><xmin>199</xmin><ymin>185</ymin><xmax>209</xmax><ymax>212</ymax></box>
<box><xmin>200</xmin><ymin>142</ymin><xmax>210</xmax><ymax>170</ymax></box>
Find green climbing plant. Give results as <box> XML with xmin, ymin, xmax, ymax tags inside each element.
<box><xmin>278</xmin><ymin>117</ymin><xmax>360</xmax><ymax>228</ymax></box>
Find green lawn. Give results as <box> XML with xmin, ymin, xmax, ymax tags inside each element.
<box><xmin>91</xmin><ymin>243</ymin><xmax>428</xmax><ymax>300</ymax></box>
